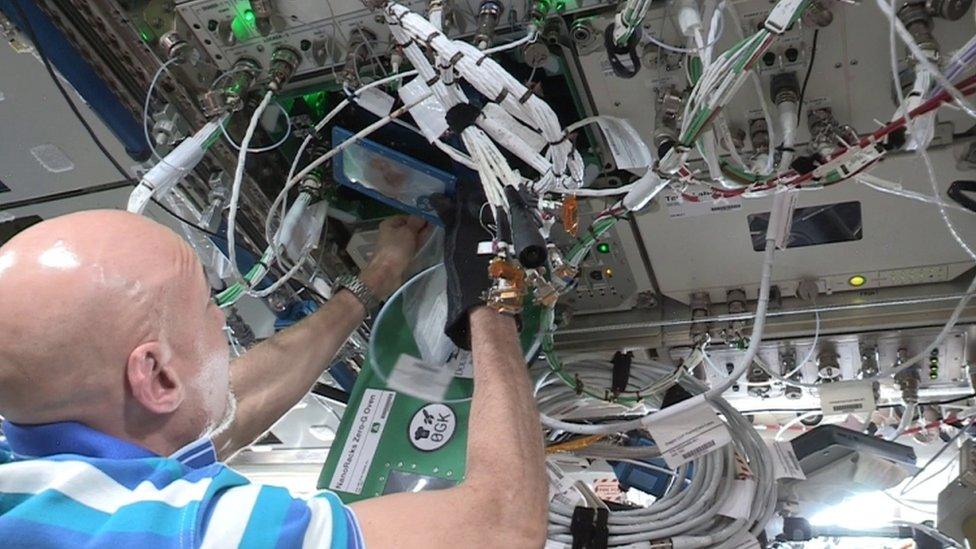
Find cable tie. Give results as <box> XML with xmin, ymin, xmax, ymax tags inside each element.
<box><xmin>518</xmin><ymin>88</ymin><xmax>535</xmax><ymax>104</ymax></box>
<box><xmin>493</xmin><ymin>89</ymin><xmax>509</xmax><ymax>103</ymax></box>
<box><xmin>424</xmin><ymin>31</ymin><xmax>440</xmax><ymax>48</ymax></box>
<box><xmin>548</xmin><ymin>134</ymin><xmax>570</xmax><ymax>147</ymax></box>
<box><xmin>426</xmin><ymin>75</ymin><xmax>440</xmax><ymax>87</ymax></box>
<box><xmin>475</xmin><ymin>54</ymin><xmax>490</xmax><ymax>66</ymax></box>
<box><xmin>448</xmin><ymin>51</ymin><xmax>464</xmax><ymax>67</ymax></box>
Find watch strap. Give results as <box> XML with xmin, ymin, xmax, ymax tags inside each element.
<box><xmin>334</xmin><ymin>274</ymin><xmax>380</xmax><ymax>317</ymax></box>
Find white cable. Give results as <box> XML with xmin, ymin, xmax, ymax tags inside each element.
<box><xmin>228</xmin><ymin>90</ymin><xmax>274</xmax><ymax>282</ymax></box>
<box><xmin>875</xmin><ymin>0</ymin><xmax>976</xmax><ymax>120</ymax></box>
<box><xmin>774</xmin><ymin>410</ymin><xmax>820</xmax><ymax>441</ymax></box>
<box><xmin>220</xmin><ymin>101</ymin><xmax>291</xmax><ymax>153</ymax></box>
<box><xmin>859</xmin><ymin>175</ymin><xmax>976</xmax><ymax>214</ymax></box>
<box><xmin>889</xmin><ymin>402</ymin><xmax>917</xmax><ymax>440</ymax></box>
<box><xmin>143</xmin><ymin>57</ymin><xmax>184</xmax><ymax>163</ymax></box>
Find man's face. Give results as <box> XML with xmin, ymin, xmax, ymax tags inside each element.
<box><xmin>174</xmin><ymin>253</ymin><xmax>235</xmax><ymax>438</ymax></box>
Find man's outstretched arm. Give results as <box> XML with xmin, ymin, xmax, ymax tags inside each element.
<box><xmin>213</xmin><ymin>217</ymin><xmax>428</xmax><ymax>459</ymax></box>
<box><xmin>350</xmin><ymin>308</ymin><xmax>548</xmax><ymax>549</ymax></box>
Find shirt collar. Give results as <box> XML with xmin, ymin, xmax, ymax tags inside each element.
<box><xmin>1</xmin><ymin>420</ymin><xmax>217</xmax><ymax>468</ymax></box>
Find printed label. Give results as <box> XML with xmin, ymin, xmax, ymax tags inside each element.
<box><xmin>768</xmin><ymin>441</ymin><xmax>806</xmax><ymax>480</ymax></box>
<box><xmin>329</xmin><ymin>389</ymin><xmax>396</xmax><ymax>494</ymax></box>
<box><xmin>717</xmin><ymin>479</ymin><xmax>756</xmax><ymax>519</ymax></box>
<box><xmin>408</xmin><ymin>403</ymin><xmax>456</xmax><ymax>451</ymax></box>
<box><xmin>354</xmin><ymin>87</ymin><xmax>395</xmax><ymax>118</ymax></box>
<box><xmin>546</xmin><ymin>462</ymin><xmax>582</xmax><ymax>507</ymax></box>
<box><xmin>728</xmin><ymin>530</ymin><xmax>762</xmax><ymax>549</ymax></box>
<box><xmin>398</xmin><ymin>78</ymin><xmax>448</xmax><ymax>142</ymax></box>
<box><xmin>447</xmin><ymin>349</ymin><xmax>475</xmax><ymax>379</ymax></box>
<box><xmin>595</xmin><ymin>117</ymin><xmax>653</xmax><ymax>172</ymax></box>
<box><xmin>819</xmin><ymin>380</ymin><xmax>876</xmax><ymax>416</ymax></box>
<box><xmin>663</xmin><ymin>188</ymin><xmax>743</xmax><ymax>218</ymax></box>
<box><xmin>387</xmin><ymin>354</ymin><xmax>454</xmax><ymax>402</ymax></box>
<box><xmin>642</xmin><ymin>394</ymin><xmax>732</xmax><ymax>468</ymax></box>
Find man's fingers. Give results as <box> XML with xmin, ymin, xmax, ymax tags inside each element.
<box><xmin>385</xmin><ymin>215</ymin><xmax>409</xmax><ymax>229</ymax></box>
<box><xmin>405</xmin><ymin>216</ymin><xmax>427</xmax><ymax>232</ymax></box>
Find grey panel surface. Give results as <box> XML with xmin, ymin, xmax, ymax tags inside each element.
<box><xmin>0</xmin><ymin>40</ymin><xmax>132</xmax><ymax>206</ymax></box>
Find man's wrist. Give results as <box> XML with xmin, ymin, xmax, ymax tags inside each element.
<box><xmin>360</xmin><ymin>253</ymin><xmax>404</xmax><ymax>301</ymax></box>
<box><xmin>470</xmin><ymin>306</ymin><xmax>518</xmax><ymax>330</ymax></box>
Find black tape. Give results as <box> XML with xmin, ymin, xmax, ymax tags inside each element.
<box><xmin>570</xmin><ymin>507</ymin><xmax>609</xmax><ymax>549</ymax></box>
<box><xmin>948</xmin><ymin>180</ymin><xmax>976</xmax><ymax>213</ymax></box>
<box><xmin>445</xmin><ymin>103</ymin><xmax>483</xmax><ymax>134</ymax></box>
<box><xmin>603</xmin><ymin>23</ymin><xmax>642</xmax><ymax>79</ymax></box>
<box><xmin>790</xmin><ymin>154</ymin><xmax>820</xmax><ymax>175</ymax></box>
<box><xmin>657</xmin><ymin>139</ymin><xmax>675</xmax><ymax>160</ymax></box>
<box><xmin>883</xmin><ymin>127</ymin><xmax>907</xmax><ymax>151</ymax></box>
<box><xmin>611</xmin><ymin>351</ymin><xmax>633</xmax><ymax>394</ymax></box>
<box><xmin>592</xmin><ymin>508</ymin><xmax>609</xmax><ymax>549</ymax></box>
<box><xmin>504</xmin><ymin>186</ymin><xmax>547</xmax><ymax>268</ymax></box>
<box><xmin>570</xmin><ymin>507</ymin><xmax>595</xmax><ymax>549</ymax></box>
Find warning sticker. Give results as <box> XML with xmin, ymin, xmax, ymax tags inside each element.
<box><xmin>768</xmin><ymin>441</ymin><xmax>806</xmax><ymax>480</ymax></box>
<box><xmin>329</xmin><ymin>389</ymin><xmax>396</xmax><ymax>494</ymax></box>
<box><xmin>663</xmin><ymin>188</ymin><xmax>743</xmax><ymax>218</ymax></box>
<box><xmin>819</xmin><ymin>380</ymin><xmax>876</xmax><ymax>416</ymax></box>
<box><xmin>641</xmin><ymin>394</ymin><xmax>732</xmax><ymax>468</ymax></box>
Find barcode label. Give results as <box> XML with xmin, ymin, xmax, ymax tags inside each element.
<box><xmin>642</xmin><ymin>394</ymin><xmax>732</xmax><ymax>468</ymax></box>
<box><xmin>820</xmin><ymin>380</ymin><xmax>876</xmax><ymax>416</ymax></box>
<box><xmin>682</xmin><ymin>440</ymin><xmax>717</xmax><ymax>460</ymax></box>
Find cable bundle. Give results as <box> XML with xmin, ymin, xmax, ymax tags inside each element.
<box><xmin>538</xmin><ymin>360</ymin><xmax>777</xmax><ymax>548</ymax></box>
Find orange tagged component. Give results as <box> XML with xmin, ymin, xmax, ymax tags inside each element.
<box><xmin>562</xmin><ymin>195</ymin><xmax>580</xmax><ymax>237</ymax></box>
<box><xmin>488</xmin><ymin>257</ymin><xmax>525</xmax><ymax>284</ymax></box>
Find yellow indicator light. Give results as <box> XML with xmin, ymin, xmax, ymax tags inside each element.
<box><xmin>848</xmin><ymin>275</ymin><xmax>867</xmax><ymax>287</ymax></box>
<box><xmin>604</xmin><ymin>268</ymin><xmax>614</xmax><ymax>278</ymax></box>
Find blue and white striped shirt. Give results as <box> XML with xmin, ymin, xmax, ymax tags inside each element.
<box><xmin>0</xmin><ymin>420</ymin><xmax>364</xmax><ymax>548</ymax></box>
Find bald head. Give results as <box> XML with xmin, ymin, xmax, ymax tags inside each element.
<box><xmin>0</xmin><ymin>210</ymin><xmax>231</xmax><ymax>452</ymax></box>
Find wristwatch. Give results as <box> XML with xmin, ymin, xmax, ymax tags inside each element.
<box><xmin>333</xmin><ymin>274</ymin><xmax>380</xmax><ymax>318</ymax></box>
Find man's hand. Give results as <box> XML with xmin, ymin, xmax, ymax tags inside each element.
<box><xmin>360</xmin><ymin>216</ymin><xmax>430</xmax><ymax>300</ymax></box>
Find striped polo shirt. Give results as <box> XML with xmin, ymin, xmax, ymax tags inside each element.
<box><xmin>0</xmin><ymin>420</ymin><xmax>364</xmax><ymax>548</ymax></box>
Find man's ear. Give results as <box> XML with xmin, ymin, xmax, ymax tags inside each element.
<box><xmin>126</xmin><ymin>342</ymin><xmax>184</xmax><ymax>415</ymax></box>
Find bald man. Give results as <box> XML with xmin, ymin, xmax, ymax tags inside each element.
<box><xmin>0</xmin><ymin>210</ymin><xmax>547</xmax><ymax>548</ymax></box>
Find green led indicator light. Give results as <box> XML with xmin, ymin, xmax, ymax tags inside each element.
<box><xmin>243</xmin><ymin>9</ymin><xmax>256</xmax><ymax>23</ymax></box>
<box><xmin>596</xmin><ymin>243</ymin><xmax>611</xmax><ymax>254</ymax></box>
<box><xmin>139</xmin><ymin>29</ymin><xmax>153</xmax><ymax>42</ymax></box>
<box><xmin>554</xmin><ymin>0</ymin><xmax>566</xmax><ymax>11</ymax></box>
